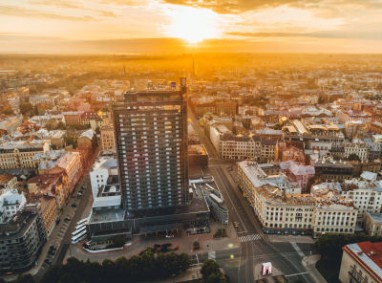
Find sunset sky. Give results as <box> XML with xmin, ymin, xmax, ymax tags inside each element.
<box><xmin>1</xmin><ymin>0</ymin><xmax>382</xmax><ymax>54</ymax></box>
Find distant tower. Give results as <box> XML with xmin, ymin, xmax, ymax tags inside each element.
<box><xmin>112</xmin><ymin>78</ymin><xmax>189</xmax><ymax>212</ymax></box>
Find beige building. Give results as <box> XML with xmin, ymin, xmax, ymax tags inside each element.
<box><xmin>364</xmin><ymin>212</ymin><xmax>382</xmax><ymax>236</ymax></box>
<box><xmin>55</xmin><ymin>152</ymin><xmax>82</xmax><ymax>194</ymax></box>
<box><xmin>238</xmin><ymin>161</ymin><xmax>357</xmax><ymax>237</ymax></box>
<box><xmin>0</xmin><ymin>174</ymin><xmax>18</xmax><ymax>190</ymax></box>
<box><xmin>34</xmin><ymin>196</ymin><xmax>57</xmax><ymax>237</ymax></box>
<box><xmin>100</xmin><ymin>124</ymin><xmax>116</xmax><ymax>152</ymax></box>
<box><xmin>313</xmin><ymin>200</ymin><xmax>357</xmax><ymax>237</ymax></box>
<box><xmin>0</xmin><ymin>141</ymin><xmax>50</xmax><ymax>169</ymax></box>
<box><xmin>340</xmin><ymin>179</ymin><xmax>382</xmax><ymax>225</ymax></box>
<box><xmin>339</xmin><ymin>241</ymin><xmax>382</xmax><ymax>283</ymax></box>
<box><xmin>252</xmin><ymin>185</ymin><xmax>315</xmax><ymax>235</ymax></box>
<box><xmin>28</xmin><ymin>170</ymin><xmax>68</xmax><ymax>209</ymax></box>
<box><xmin>210</xmin><ymin>124</ymin><xmax>276</xmax><ymax>162</ymax></box>
<box><xmin>344</xmin><ymin>142</ymin><xmax>368</xmax><ymax>163</ymax></box>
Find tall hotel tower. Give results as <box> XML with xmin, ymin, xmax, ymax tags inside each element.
<box><xmin>112</xmin><ymin>79</ymin><xmax>189</xmax><ymax>212</ymax></box>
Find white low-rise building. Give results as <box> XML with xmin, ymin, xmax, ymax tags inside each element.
<box><xmin>0</xmin><ymin>189</ymin><xmax>27</xmax><ymax>223</ymax></box>
<box><xmin>341</xmin><ymin>179</ymin><xmax>382</xmax><ymax>225</ymax></box>
<box><xmin>89</xmin><ymin>151</ymin><xmax>118</xmax><ymax>199</ymax></box>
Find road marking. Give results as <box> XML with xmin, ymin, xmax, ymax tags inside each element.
<box><xmin>291</xmin><ymin>242</ymin><xmax>305</xmax><ymax>258</ymax></box>
<box><xmin>238</xmin><ymin>234</ymin><xmax>262</xmax><ymax>243</ymax></box>
<box><xmin>237</xmin><ymin>230</ymin><xmax>247</xmax><ymax>234</ymax></box>
<box><xmin>284</xmin><ymin>271</ymin><xmax>309</xmax><ymax>277</ymax></box>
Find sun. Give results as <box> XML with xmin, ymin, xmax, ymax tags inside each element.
<box><xmin>164</xmin><ymin>6</ymin><xmax>221</xmax><ymax>44</ymax></box>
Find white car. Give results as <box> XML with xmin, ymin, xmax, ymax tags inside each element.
<box><xmin>165</xmin><ymin>234</ymin><xmax>174</xmax><ymax>238</ymax></box>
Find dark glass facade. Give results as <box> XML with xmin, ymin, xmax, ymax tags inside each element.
<box><xmin>113</xmin><ymin>85</ymin><xmax>189</xmax><ymax>212</ymax></box>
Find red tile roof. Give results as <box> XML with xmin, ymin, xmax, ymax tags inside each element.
<box><xmin>358</xmin><ymin>241</ymin><xmax>382</xmax><ymax>269</ymax></box>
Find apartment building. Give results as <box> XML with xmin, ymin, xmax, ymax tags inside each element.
<box><xmin>364</xmin><ymin>212</ymin><xmax>382</xmax><ymax>236</ymax></box>
<box><xmin>251</xmin><ymin>185</ymin><xmax>356</xmax><ymax>237</ymax></box>
<box><xmin>112</xmin><ymin>80</ymin><xmax>189</xmax><ymax>211</ymax></box>
<box><xmin>0</xmin><ymin>203</ymin><xmax>47</xmax><ymax>273</ymax></box>
<box><xmin>237</xmin><ymin>161</ymin><xmax>302</xmax><ymax>199</ymax></box>
<box><xmin>344</xmin><ymin>142</ymin><xmax>369</xmax><ymax>163</ymax></box>
<box><xmin>314</xmin><ymin>159</ymin><xmax>354</xmax><ymax>182</ymax></box>
<box><xmin>280</xmin><ymin>160</ymin><xmax>315</xmax><ymax>192</ymax></box>
<box><xmin>27</xmin><ymin>171</ymin><xmax>68</xmax><ymax>209</ymax></box>
<box><xmin>340</xmin><ymin>178</ymin><xmax>382</xmax><ymax>224</ymax></box>
<box><xmin>100</xmin><ymin>124</ymin><xmax>116</xmax><ymax>152</ymax></box>
<box><xmin>210</xmin><ymin>125</ymin><xmax>276</xmax><ymax>162</ymax></box>
<box><xmin>0</xmin><ymin>189</ymin><xmax>27</xmax><ymax>223</ymax></box>
<box><xmin>0</xmin><ymin>140</ymin><xmax>50</xmax><ymax>169</ymax></box>
<box><xmin>339</xmin><ymin>241</ymin><xmax>382</xmax><ymax>283</ymax></box>
<box><xmin>238</xmin><ymin>161</ymin><xmax>357</xmax><ymax>237</ymax></box>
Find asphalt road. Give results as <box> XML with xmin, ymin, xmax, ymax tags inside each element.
<box><xmin>210</xmin><ymin>161</ymin><xmax>316</xmax><ymax>283</ymax></box>
<box><xmin>188</xmin><ymin>106</ymin><xmax>316</xmax><ymax>283</ymax></box>
<box><xmin>188</xmin><ymin>105</ymin><xmax>219</xmax><ymax>160</ymax></box>
<box><xmin>34</xmin><ymin>170</ymin><xmax>93</xmax><ymax>281</ymax></box>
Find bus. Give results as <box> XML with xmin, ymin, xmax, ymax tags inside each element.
<box><xmin>71</xmin><ymin>226</ymin><xmax>86</xmax><ymax>237</ymax></box>
<box><xmin>77</xmin><ymin>218</ymin><xmax>88</xmax><ymax>226</ymax></box>
<box><xmin>71</xmin><ymin>230</ymin><xmax>87</xmax><ymax>244</ymax></box>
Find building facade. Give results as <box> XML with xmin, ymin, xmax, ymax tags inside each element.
<box><xmin>237</xmin><ymin>161</ymin><xmax>357</xmax><ymax>237</ymax></box>
<box><xmin>0</xmin><ymin>141</ymin><xmax>50</xmax><ymax>169</ymax></box>
<box><xmin>0</xmin><ymin>203</ymin><xmax>47</xmax><ymax>273</ymax></box>
<box><xmin>340</xmin><ymin>179</ymin><xmax>382</xmax><ymax>225</ymax></box>
<box><xmin>100</xmin><ymin>124</ymin><xmax>116</xmax><ymax>152</ymax></box>
<box><xmin>112</xmin><ymin>80</ymin><xmax>189</xmax><ymax>211</ymax></box>
<box><xmin>364</xmin><ymin>212</ymin><xmax>382</xmax><ymax>236</ymax></box>
<box><xmin>339</xmin><ymin>241</ymin><xmax>382</xmax><ymax>283</ymax></box>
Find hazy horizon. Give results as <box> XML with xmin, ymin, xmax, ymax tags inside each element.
<box><xmin>2</xmin><ymin>0</ymin><xmax>382</xmax><ymax>54</ymax></box>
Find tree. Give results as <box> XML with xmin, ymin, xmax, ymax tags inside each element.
<box><xmin>15</xmin><ymin>274</ymin><xmax>35</xmax><ymax>283</ymax></box>
<box><xmin>206</xmin><ymin>272</ymin><xmax>228</xmax><ymax>283</ymax></box>
<box><xmin>42</xmin><ymin>249</ymin><xmax>191</xmax><ymax>283</ymax></box>
<box><xmin>214</xmin><ymin>229</ymin><xmax>227</xmax><ymax>239</ymax></box>
<box><xmin>201</xmin><ymin>260</ymin><xmax>220</xmax><ymax>280</ymax></box>
<box><xmin>201</xmin><ymin>260</ymin><xmax>228</xmax><ymax>283</ymax></box>
<box><xmin>110</xmin><ymin>235</ymin><xmax>127</xmax><ymax>247</ymax></box>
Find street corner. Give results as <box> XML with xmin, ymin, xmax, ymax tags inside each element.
<box><xmin>253</xmin><ymin>262</ymin><xmax>283</xmax><ymax>282</ymax></box>
<box><xmin>302</xmin><ymin>254</ymin><xmax>321</xmax><ymax>267</ymax></box>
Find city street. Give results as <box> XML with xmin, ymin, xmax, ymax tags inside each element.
<box><xmin>32</xmin><ymin>149</ymin><xmax>99</xmax><ymax>282</ymax></box>
<box><xmin>188</xmin><ymin>105</ymin><xmax>317</xmax><ymax>283</ymax></box>
<box><xmin>30</xmin><ymin>109</ymin><xmax>318</xmax><ymax>283</ymax></box>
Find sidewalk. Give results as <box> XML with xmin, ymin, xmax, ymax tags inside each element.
<box><xmin>302</xmin><ymin>255</ymin><xmax>327</xmax><ymax>283</ymax></box>
<box><xmin>267</xmin><ymin>234</ymin><xmax>316</xmax><ymax>244</ymax></box>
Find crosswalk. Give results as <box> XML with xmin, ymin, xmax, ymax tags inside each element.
<box><xmin>238</xmin><ymin>233</ymin><xmax>262</xmax><ymax>243</ymax></box>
